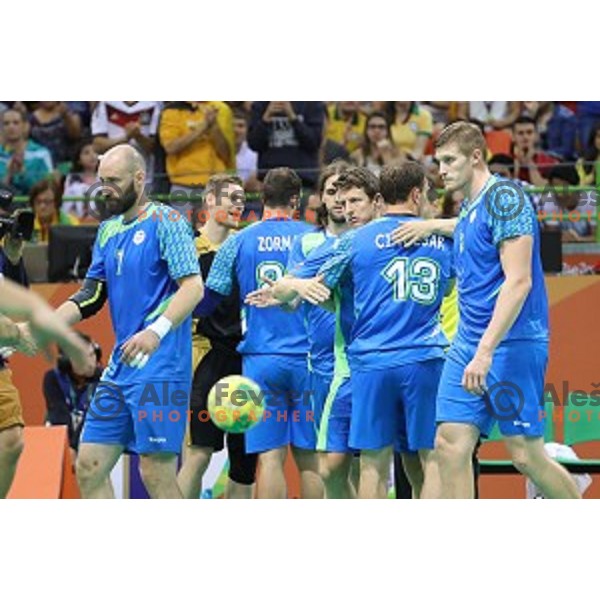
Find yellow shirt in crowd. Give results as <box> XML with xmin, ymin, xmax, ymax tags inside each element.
<box><xmin>390</xmin><ymin>104</ymin><xmax>433</xmax><ymax>155</ymax></box>
<box><xmin>159</xmin><ymin>101</ymin><xmax>235</xmax><ymax>187</ymax></box>
<box><xmin>325</xmin><ymin>104</ymin><xmax>367</xmax><ymax>153</ymax></box>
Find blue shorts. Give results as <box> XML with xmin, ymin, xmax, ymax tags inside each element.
<box><xmin>437</xmin><ymin>339</ymin><xmax>548</xmax><ymax>437</ymax></box>
<box><xmin>81</xmin><ymin>378</ymin><xmax>190</xmax><ymax>454</ymax></box>
<box><xmin>243</xmin><ymin>354</ymin><xmax>316</xmax><ymax>453</ymax></box>
<box><xmin>350</xmin><ymin>359</ymin><xmax>443</xmax><ymax>452</ymax></box>
<box><xmin>310</xmin><ymin>370</ymin><xmax>352</xmax><ymax>453</ymax></box>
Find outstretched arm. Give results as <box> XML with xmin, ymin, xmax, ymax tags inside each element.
<box><xmin>391</xmin><ymin>218</ymin><xmax>457</xmax><ymax>247</ymax></box>
<box><xmin>0</xmin><ymin>278</ymin><xmax>91</xmax><ymax>369</ymax></box>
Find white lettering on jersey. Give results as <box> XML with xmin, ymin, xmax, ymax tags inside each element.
<box><xmin>258</xmin><ymin>236</ymin><xmax>292</xmax><ymax>252</ymax></box>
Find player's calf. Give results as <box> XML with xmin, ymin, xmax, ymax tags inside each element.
<box><xmin>292</xmin><ymin>447</ymin><xmax>324</xmax><ymax>499</ymax></box>
<box><xmin>256</xmin><ymin>446</ymin><xmax>288</xmax><ymax>499</ymax></box>
<box><xmin>400</xmin><ymin>452</ymin><xmax>424</xmax><ymax>499</ymax></box>
<box><xmin>359</xmin><ymin>447</ymin><xmax>393</xmax><ymax>499</ymax></box>
<box><xmin>504</xmin><ymin>436</ymin><xmax>581</xmax><ymax>499</ymax></box>
<box><xmin>177</xmin><ymin>446</ymin><xmax>213</xmax><ymax>499</ymax></box>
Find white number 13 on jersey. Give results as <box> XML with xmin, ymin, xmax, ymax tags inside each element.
<box><xmin>382</xmin><ymin>257</ymin><xmax>440</xmax><ymax>304</ymax></box>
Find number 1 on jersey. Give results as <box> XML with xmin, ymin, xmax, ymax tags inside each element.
<box><xmin>116</xmin><ymin>249</ymin><xmax>124</xmax><ymax>276</ymax></box>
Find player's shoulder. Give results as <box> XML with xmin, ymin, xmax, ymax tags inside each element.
<box><xmin>235</xmin><ymin>219</ymin><xmax>262</xmax><ymax>241</ymax></box>
<box><xmin>355</xmin><ymin>215</ymin><xmax>400</xmax><ymax>239</ymax></box>
<box><xmin>482</xmin><ymin>176</ymin><xmax>535</xmax><ymax>221</ymax></box>
<box><xmin>335</xmin><ymin>227</ymin><xmax>359</xmax><ymax>249</ymax></box>
<box><xmin>147</xmin><ymin>203</ymin><xmax>195</xmax><ymax>235</ymax></box>
<box><xmin>96</xmin><ymin>215</ymin><xmax>123</xmax><ymax>249</ymax></box>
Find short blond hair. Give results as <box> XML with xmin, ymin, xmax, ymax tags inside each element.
<box><xmin>436</xmin><ymin>121</ymin><xmax>487</xmax><ymax>159</ymax></box>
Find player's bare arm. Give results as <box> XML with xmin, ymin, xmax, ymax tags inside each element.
<box><xmin>0</xmin><ymin>278</ymin><xmax>91</xmax><ymax>370</ymax></box>
<box><xmin>391</xmin><ymin>217</ymin><xmax>457</xmax><ymax>247</ymax></box>
<box><xmin>462</xmin><ymin>235</ymin><xmax>533</xmax><ymax>395</ymax></box>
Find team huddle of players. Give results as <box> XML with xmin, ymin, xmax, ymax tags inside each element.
<box><xmin>10</xmin><ymin>123</ymin><xmax>577</xmax><ymax>500</ymax></box>
<box><xmin>178</xmin><ymin>121</ymin><xmax>580</xmax><ymax>500</ymax></box>
<box><xmin>200</xmin><ymin>160</ymin><xmax>453</xmax><ymax>500</ymax></box>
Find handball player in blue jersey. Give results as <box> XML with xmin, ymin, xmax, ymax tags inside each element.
<box><xmin>313</xmin><ymin>164</ymin><xmax>454</xmax><ymax>499</ymax></box>
<box><xmin>395</xmin><ymin>122</ymin><xmax>580</xmax><ymax>499</ymax></box>
<box><xmin>246</xmin><ymin>161</ymin><xmax>359</xmax><ymax>498</ymax></box>
<box><xmin>54</xmin><ymin>145</ymin><xmax>203</xmax><ymax>499</ymax></box>
<box><xmin>204</xmin><ymin>167</ymin><xmax>322</xmax><ymax>499</ymax></box>
<box><xmin>248</xmin><ymin>167</ymin><xmax>386</xmax><ymax>495</ymax></box>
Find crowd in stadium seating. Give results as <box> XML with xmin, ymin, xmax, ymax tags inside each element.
<box><xmin>0</xmin><ymin>101</ymin><xmax>598</xmax><ymax>243</ymax></box>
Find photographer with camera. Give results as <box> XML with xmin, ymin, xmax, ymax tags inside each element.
<box><xmin>0</xmin><ymin>189</ymin><xmax>33</xmax><ymax>285</ymax></box>
<box><xmin>43</xmin><ymin>333</ymin><xmax>102</xmax><ymax>461</ymax></box>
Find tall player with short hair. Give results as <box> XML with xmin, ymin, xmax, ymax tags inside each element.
<box><xmin>55</xmin><ymin>144</ymin><xmax>203</xmax><ymax>499</ymax></box>
<box><xmin>398</xmin><ymin>122</ymin><xmax>580</xmax><ymax>499</ymax></box>
<box><xmin>205</xmin><ymin>167</ymin><xmax>321</xmax><ymax>499</ymax></box>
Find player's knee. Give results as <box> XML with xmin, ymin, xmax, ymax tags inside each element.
<box><xmin>138</xmin><ymin>457</ymin><xmax>168</xmax><ymax>492</ymax></box>
<box><xmin>259</xmin><ymin>448</ymin><xmax>287</xmax><ymax>470</ymax></box>
<box><xmin>435</xmin><ymin>431</ymin><xmax>471</xmax><ymax>466</ymax></box>
<box><xmin>508</xmin><ymin>447</ymin><xmax>535</xmax><ymax>475</ymax></box>
<box><xmin>320</xmin><ymin>455</ymin><xmax>348</xmax><ymax>482</ymax></box>
<box><xmin>0</xmin><ymin>427</ymin><xmax>24</xmax><ymax>464</ymax></box>
<box><xmin>76</xmin><ymin>454</ymin><xmax>104</xmax><ymax>488</ymax></box>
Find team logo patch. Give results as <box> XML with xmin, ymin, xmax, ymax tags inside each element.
<box><xmin>133</xmin><ymin>230</ymin><xmax>146</xmax><ymax>245</ymax></box>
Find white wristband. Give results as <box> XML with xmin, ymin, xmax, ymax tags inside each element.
<box><xmin>147</xmin><ymin>315</ymin><xmax>173</xmax><ymax>340</ymax></box>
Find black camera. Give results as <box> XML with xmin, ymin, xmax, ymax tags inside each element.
<box><xmin>0</xmin><ymin>188</ymin><xmax>34</xmax><ymax>242</ymax></box>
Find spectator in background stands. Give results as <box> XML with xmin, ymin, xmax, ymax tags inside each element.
<box><xmin>29</xmin><ymin>180</ymin><xmax>78</xmax><ymax>243</ymax></box>
<box><xmin>576</xmin><ymin>123</ymin><xmax>600</xmax><ymax>186</ymax></box>
<box><xmin>488</xmin><ymin>153</ymin><xmax>516</xmax><ymax>179</ymax></box>
<box><xmin>62</xmin><ymin>139</ymin><xmax>99</xmax><ymax>219</ymax></box>
<box><xmin>248</xmin><ymin>101</ymin><xmax>324</xmax><ymax>192</ymax></box>
<box><xmin>512</xmin><ymin>116</ymin><xmax>558</xmax><ymax>185</ymax></box>
<box><xmin>320</xmin><ymin>105</ymin><xmax>350</xmax><ymax>168</ymax></box>
<box><xmin>538</xmin><ymin>165</ymin><xmax>595</xmax><ymax>243</ymax></box>
<box><xmin>521</xmin><ymin>101</ymin><xmax>577</xmax><ymax>160</ymax></box>
<box><xmin>350</xmin><ymin>111</ymin><xmax>402</xmax><ymax>175</ymax></box>
<box><xmin>386</xmin><ymin>101</ymin><xmax>433</xmax><ymax>161</ymax></box>
<box><xmin>29</xmin><ymin>102</ymin><xmax>81</xmax><ymax>170</ymax></box>
<box><xmin>65</xmin><ymin>102</ymin><xmax>94</xmax><ymax>137</ymax></box>
<box><xmin>0</xmin><ymin>109</ymin><xmax>53</xmax><ymax>195</ymax></box>
<box><xmin>233</xmin><ymin>109</ymin><xmax>261</xmax><ymax>193</ymax></box>
<box><xmin>576</xmin><ymin>102</ymin><xmax>600</xmax><ymax>153</ymax></box>
<box><xmin>325</xmin><ymin>102</ymin><xmax>366</xmax><ymax>153</ymax></box>
<box><xmin>159</xmin><ymin>101</ymin><xmax>235</xmax><ymax>208</ymax></box>
<box><xmin>92</xmin><ymin>101</ymin><xmax>160</xmax><ymax>184</ymax></box>
<box><xmin>457</xmin><ymin>101</ymin><xmax>520</xmax><ymax>131</ymax></box>
<box><xmin>421</xmin><ymin>101</ymin><xmax>453</xmax><ymax>127</ymax></box>
<box><xmin>44</xmin><ymin>333</ymin><xmax>102</xmax><ymax>460</ymax></box>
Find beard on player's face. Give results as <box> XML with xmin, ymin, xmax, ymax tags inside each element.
<box><xmin>105</xmin><ymin>179</ymin><xmax>139</xmax><ymax>216</ymax></box>
<box><xmin>327</xmin><ymin>207</ymin><xmax>347</xmax><ymax>224</ymax></box>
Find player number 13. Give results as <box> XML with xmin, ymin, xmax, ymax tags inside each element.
<box><xmin>382</xmin><ymin>257</ymin><xmax>439</xmax><ymax>304</ymax></box>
